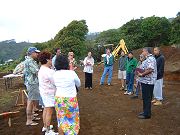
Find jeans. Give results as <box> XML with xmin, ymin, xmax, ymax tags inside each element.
<box><xmin>141</xmin><ymin>83</ymin><xmax>154</xmax><ymax>117</ymax></box>
<box><xmin>100</xmin><ymin>65</ymin><xmax>113</xmax><ymax>84</ymax></box>
<box><xmin>126</xmin><ymin>72</ymin><xmax>135</xmax><ymax>93</ymax></box>
<box><xmin>153</xmin><ymin>78</ymin><xmax>163</xmax><ymax>100</ymax></box>
<box><xmin>85</xmin><ymin>72</ymin><xmax>92</xmax><ymax>88</ymax></box>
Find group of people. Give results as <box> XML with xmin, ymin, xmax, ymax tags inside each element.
<box><xmin>23</xmin><ymin>47</ymin><xmax>83</xmax><ymax>135</ymax></box>
<box><xmin>100</xmin><ymin>47</ymin><xmax>164</xmax><ymax>119</ymax></box>
<box><xmin>21</xmin><ymin>45</ymin><xmax>164</xmax><ymax>135</ymax></box>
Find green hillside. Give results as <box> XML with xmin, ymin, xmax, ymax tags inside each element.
<box><xmin>0</xmin><ymin>39</ymin><xmax>32</xmax><ymax>63</ymax></box>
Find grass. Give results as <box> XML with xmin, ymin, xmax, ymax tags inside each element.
<box><xmin>0</xmin><ymin>91</ymin><xmax>17</xmax><ymax>112</ymax></box>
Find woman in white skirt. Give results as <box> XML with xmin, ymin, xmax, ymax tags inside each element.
<box><xmin>38</xmin><ymin>51</ymin><xmax>57</xmax><ymax>134</ymax></box>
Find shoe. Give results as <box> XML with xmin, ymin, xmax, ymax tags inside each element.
<box><xmin>138</xmin><ymin>115</ymin><xmax>151</xmax><ymax>119</ymax></box>
<box><xmin>85</xmin><ymin>87</ymin><xmax>88</xmax><ymax>89</ymax></box>
<box><xmin>124</xmin><ymin>91</ymin><xmax>128</xmax><ymax>95</ymax></box>
<box><xmin>151</xmin><ymin>99</ymin><xmax>157</xmax><ymax>103</ymax></box>
<box><xmin>128</xmin><ymin>92</ymin><xmax>133</xmax><ymax>95</ymax></box>
<box><xmin>131</xmin><ymin>95</ymin><xmax>138</xmax><ymax>99</ymax></box>
<box><xmin>33</xmin><ymin>113</ymin><xmax>39</xmax><ymax>117</ymax></box>
<box><xmin>138</xmin><ymin>112</ymin><xmax>144</xmax><ymax>116</ymax></box>
<box><xmin>26</xmin><ymin>122</ymin><xmax>38</xmax><ymax>126</ymax></box>
<box><xmin>89</xmin><ymin>87</ymin><xmax>92</xmax><ymax>90</ymax></box>
<box><xmin>32</xmin><ymin>117</ymin><xmax>41</xmax><ymax>121</ymax></box>
<box><xmin>45</xmin><ymin>130</ymin><xmax>59</xmax><ymax>135</ymax></box>
<box><xmin>153</xmin><ymin>100</ymin><xmax>162</xmax><ymax>106</ymax></box>
<box><xmin>42</xmin><ymin>125</ymin><xmax>53</xmax><ymax>132</ymax></box>
<box><xmin>108</xmin><ymin>83</ymin><xmax>111</xmax><ymax>86</ymax></box>
<box><xmin>120</xmin><ymin>87</ymin><xmax>124</xmax><ymax>90</ymax></box>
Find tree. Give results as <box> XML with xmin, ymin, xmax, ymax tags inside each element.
<box><xmin>141</xmin><ymin>16</ymin><xmax>171</xmax><ymax>47</ymax></box>
<box><xmin>54</xmin><ymin>20</ymin><xmax>88</xmax><ymax>58</ymax></box>
<box><xmin>170</xmin><ymin>12</ymin><xmax>180</xmax><ymax>44</ymax></box>
<box><xmin>118</xmin><ymin>18</ymin><xmax>144</xmax><ymax>50</ymax></box>
<box><xmin>95</xmin><ymin>29</ymin><xmax>120</xmax><ymax>46</ymax></box>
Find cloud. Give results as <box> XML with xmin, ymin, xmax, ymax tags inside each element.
<box><xmin>0</xmin><ymin>0</ymin><xmax>179</xmax><ymax>42</ymax></box>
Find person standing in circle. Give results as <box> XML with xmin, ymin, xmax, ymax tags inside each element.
<box><xmin>100</xmin><ymin>48</ymin><xmax>114</xmax><ymax>86</ymax></box>
<box><xmin>137</xmin><ymin>47</ymin><xmax>157</xmax><ymax>119</ymax></box>
<box><xmin>52</xmin><ymin>48</ymin><xmax>61</xmax><ymax>69</ymax></box>
<box><xmin>24</xmin><ymin>47</ymin><xmax>40</xmax><ymax>126</ymax></box>
<box><xmin>83</xmin><ymin>52</ymin><xmax>94</xmax><ymax>90</ymax></box>
<box><xmin>38</xmin><ymin>51</ymin><xmax>57</xmax><ymax>134</ymax></box>
<box><xmin>53</xmin><ymin>55</ymin><xmax>81</xmax><ymax>135</ymax></box>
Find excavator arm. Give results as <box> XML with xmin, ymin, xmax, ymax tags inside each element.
<box><xmin>112</xmin><ymin>39</ymin><xmax>128</xmax><ymax>57</ymax></box>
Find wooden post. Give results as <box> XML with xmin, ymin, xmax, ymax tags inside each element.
<box><xmin>15</xmin><ymin>89</ymin><xmax>28</xmax><ymax>106</ymax></box>
<box><xmin>0</xmin><ymin>111</ymin><xmax>20</xmax><ymax>127</ymax></box>
<box><xmin>8</xmin><ymin>118</ymin><xmax>11</xmax><ymax>127</ymax></box>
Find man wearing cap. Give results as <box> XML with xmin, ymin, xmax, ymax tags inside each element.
<box><xmin>24</xmin><ymin>47</ymin><xmax>40</xmax><ymax>125</ymax></box>
<box><xmin>124</xmin><ymin>51</ymin><xmax>138</xmax><ymax>95</ymax></box>
<box><xmin>137</xmin><ymin>47</ymin><xmax>157</xmax><ymax>119</ymax></box>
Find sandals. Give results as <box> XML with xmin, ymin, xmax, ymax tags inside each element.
<box><xmin>26</xmin><ymin>122</ymin><xmax>38</xmax><ymax>126</ymax></box>
<box><xmin>32</xmin><ymin>117</ymin><xmax>41</xmax><ymax>121</ymax></box>
<box><xmin>33</xmin><ymin>113</ymin><xmax>39</xmax><ymax>117</ymax></box>
<box><xmin>34</xmin><ymin>109</ymin><xmax>43</xmax><ymax>113</ymax></box>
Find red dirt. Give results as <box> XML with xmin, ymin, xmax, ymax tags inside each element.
<box><xmin>0</xmin><ymin>46</ymin><xmax>180</xmax><ymax>135</ymax></box>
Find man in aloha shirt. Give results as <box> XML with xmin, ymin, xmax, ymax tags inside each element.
<box><xmin>24</xmin><ymin>47</ymin><xmax>40</xmax><ymax>125</ymax></box>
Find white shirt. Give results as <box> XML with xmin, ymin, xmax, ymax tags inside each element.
<box><xmin>38</xmin><ymin>66</ymin><xmax>56</xmax><ymax>96</ymax></box>
<box><xmin>53</xmin><ymin>70</ymin><xmax>81</xmax><ymax>97</ymax></box>
<box><xmin>106</xmin><ymin>54</ymin><xmax>112</xmax><ymax>64</ymax></box>
<box><xmin>83</xmin><ymin>57</ymin><xmax>94</xmax><ymax>73</ymax></box>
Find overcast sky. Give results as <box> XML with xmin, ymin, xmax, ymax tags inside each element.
<box><xmin>0</xmin><ymin>0</ymin><xmax>179</xmax><ymax>43</ymax></box>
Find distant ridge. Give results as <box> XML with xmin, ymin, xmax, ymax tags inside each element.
<box><xmin>0</xmin><ymin>39</ymin><xmax>32</xmax><ymax>62</ymax></box>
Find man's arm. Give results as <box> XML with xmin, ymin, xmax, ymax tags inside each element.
<box><xmin>138</xmin><ymin>68</ymin><xmax>153</xmax><ymax>77</ymax></box>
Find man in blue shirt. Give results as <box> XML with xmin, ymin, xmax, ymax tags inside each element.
<box><xmin>52</xmin><ymin>48</ymin><xmax>61</xmax><ymax>69</ymax></box>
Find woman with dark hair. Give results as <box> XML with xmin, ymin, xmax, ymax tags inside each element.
<box><xmin>38</xmin><ymin>51</ymin><xmax>57</xmax><ymax>134</ymax></box>
<box><xmin>53</xmin><ymin>55</ymin><xmax>81</xmax><ymax>135</ymax></box>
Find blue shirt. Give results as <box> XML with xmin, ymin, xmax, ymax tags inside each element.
<box><xmin>52</xmin><ymin>55</ymin><xmax>57</xmax><ymax>69</ymax></box>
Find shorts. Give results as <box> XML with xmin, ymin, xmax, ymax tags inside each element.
<box><xmin>26</xmin><ymin>84</ymin><xmax>40</xmax><ymax>100</ymax></box>
<box><xmin>41</xmin><ymin>94</ymin><xmax>55</xmax><ymax>107</ymax></box>
<box><xmin>118</xmin><ymin>70</ymin><xmax>126</xmax><ymax>79</ymax></box>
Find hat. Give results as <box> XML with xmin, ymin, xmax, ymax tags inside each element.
<box><xmin>27</xmin><ymin>47</ymin><xmax>40</xmax><ymax>55</ymax></box>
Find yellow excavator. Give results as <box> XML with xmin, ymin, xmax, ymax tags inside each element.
<box><xmin>101</xmin><ymin>39</ymin><xmax>128</xmax><ymax>58</ymax></box>
<box><xmin>112</xmin><ymin>39</ymin><xmax>128</xmax><ymax>57</ymax></box>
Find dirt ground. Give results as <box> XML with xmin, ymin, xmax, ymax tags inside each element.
<box><xmin>0</xmin><ymin>46</ymin><xmax>180</xmax><ymax>135</ymax></box>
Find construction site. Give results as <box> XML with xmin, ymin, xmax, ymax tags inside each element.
<box><xmin>0</xmin><ymin>44</ymin><xmax>179</xmax><ymax>135</ymax></box>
